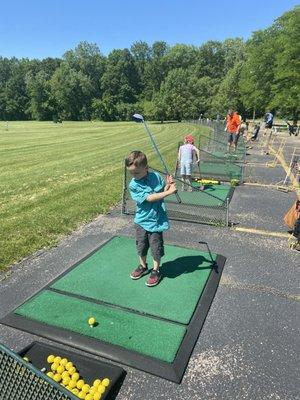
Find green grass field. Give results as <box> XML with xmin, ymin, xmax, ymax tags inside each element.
<box><xmin>0</xmin><ymin>121</ymin><xmax>209</xmax><ymax>270</ymax></box>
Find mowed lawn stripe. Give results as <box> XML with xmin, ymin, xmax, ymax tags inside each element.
<box><xmin>0</xmin><ymin>121</ymin><xmax>209</xmax><ymax>270</ymax></box>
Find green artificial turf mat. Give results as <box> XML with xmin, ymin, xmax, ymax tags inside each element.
<box><xmin>14</xmin><ymin>290</ymin><xmax>186</xmax><ymax>363</ymax></box>
<box><xmin>51</xmin><ymin>236</ymin><xmax>215</xmax><ymax>324</ymax></box>
<box><xmin>167</xmin><ymin>184</ymin><xmax>232</xmax><ymax>206</ymax></box>
<box><xmin>200</xmin><ymin>162</ymin><xmax>241</xmax><ymax>178</ymax></box>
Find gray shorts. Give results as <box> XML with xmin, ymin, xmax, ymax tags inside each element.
<box><xmin>135</xmin><ymin>224</ymin><xmax>164</xmax><ymax>261</ymax></box>
<box><xmin>228</xmin><ymin>132</ymin><xmax>239</xmax><ymax>144</ymax></box>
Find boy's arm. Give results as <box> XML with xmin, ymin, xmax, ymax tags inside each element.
<box><xmin>146</xmin><ymin>184</ymin><xmax>177</xmax><ymax>202</ymax></box>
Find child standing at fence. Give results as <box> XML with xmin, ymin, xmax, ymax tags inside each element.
<box><xmin>125</xmin><ymin>151</ymin><xmax>177</xmax><ymax>287</ymax></box>
<box><xmin>178</xmin><ymin>135</ymin><xmax>200</xmax><ymax>191</ymax></box>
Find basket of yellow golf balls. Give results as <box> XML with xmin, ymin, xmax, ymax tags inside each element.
<box><xmin>46</xmin><ymin>354</ymin><xmax>110</xmax><ymax>399</ymax></box>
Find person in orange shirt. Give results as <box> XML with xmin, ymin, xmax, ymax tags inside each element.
<box><xmin>225</xmin><ymin>109</ymin><xmax>241</xmax><ymax>152</ymax></box>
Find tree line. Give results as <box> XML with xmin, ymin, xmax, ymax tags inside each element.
<box><xmin>0</xmin><ymin>7</ymin><xmax>299</xmax><ymax>122</ymax></box>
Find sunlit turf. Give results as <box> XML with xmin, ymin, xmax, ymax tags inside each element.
<box><xmin>0</xmin><ymin>120</ymin><xmax>209</xmax><ymax>270</ymax></box>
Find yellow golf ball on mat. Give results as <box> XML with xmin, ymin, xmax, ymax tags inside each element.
<box><xmin>88</xmin><ymin>317</ymin><xmax>96</xmax><ymax>326</ymax></box>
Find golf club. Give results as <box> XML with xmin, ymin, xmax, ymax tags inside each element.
<box><xmin>133</xmin><ymin>113</ymin><xmax>181</xmax><ymax>203</ymax></box>
<box><xmin>198</xmin><ymin>241</ymin><xmax>218</xmax><ymax>272</ymax></box>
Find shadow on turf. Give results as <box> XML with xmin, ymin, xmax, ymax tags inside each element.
<box><xmin>161</xmin><ymin>255</ymin><xmax>212</xmax><ymax>279</ymax></box>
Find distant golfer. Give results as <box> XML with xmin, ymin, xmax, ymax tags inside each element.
<box><xmin>178</xmin><ymin>135</ymin><xmax>200</xmax><ymax>191</ymax></box>
<box><xmin>225</xmin><ymin>109</ymin><xmax>241</xmax><ymax>152</ymax></box>
<box><xmin>125</xmin><ymin>151</ymin><xmax>177</xmax><ymax>287</ymax></box>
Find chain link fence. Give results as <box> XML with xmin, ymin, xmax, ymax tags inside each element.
<box><xmin>0</xmin><ymin>343</ymin><xmax>76</xmax><ymax>400</ymax></box>
<box><xmin>122</xmin><ymin>165</ymin><xmax>234</xmax><ymax>226</ymax></box>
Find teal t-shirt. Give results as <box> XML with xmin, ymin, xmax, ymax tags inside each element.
<box><xmin>129</xmin><ymin>171</ymin><xmax>169</xmax><ymax>232</ymax></box>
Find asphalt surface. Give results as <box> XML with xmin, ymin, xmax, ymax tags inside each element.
<box><xmin>0</xmin><ymin>132</ymin><xmax>299</xmax><ymax>400</ymax></box>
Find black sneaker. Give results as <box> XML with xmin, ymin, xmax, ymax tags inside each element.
<box><xmin>146</xmin><ymin>269</ymin><xmax>162</xmax><ymax>287</ymax></box>
<box><xmin>130</xmin><ymin>264</ymin><xmax>148</xmax><ymax>280</ymax></box>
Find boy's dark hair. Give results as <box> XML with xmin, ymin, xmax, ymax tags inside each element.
<box><xmin>125</xmin><ymin>151</ymin><xmax>148</xmax><ymax>168</ymax></box>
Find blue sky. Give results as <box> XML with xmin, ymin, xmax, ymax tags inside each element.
<box><xmin>0</xmin><ymin>0</ymin><xmax>298</xmax><ymax>59</ymax></box>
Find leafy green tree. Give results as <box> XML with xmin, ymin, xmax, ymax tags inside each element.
<box><xmin>239</xmin><ymin>28</ymin><xmax>277</xmax><ymax>116</ymax></box>
<box><xmin>91</xmin><ymin>96</ymin><xmax>117</xmax><ymax>121</ymax></box>
<box><xmin>130</xmin><ymin>41</ymin><xmax>151</xmax><ymax>94</ymax></box>
<box><xmin>143</xmin><ymin>41</ymin><xmax>169</xmax><ymax>99</ymax></box>
<box><xmin>63</xmin><ymin>41</ymin><xmax>105</xmax><ymax>99</ymax></box>
<box><xmin>25</xmin><ymin>71</ymin><xmax>53</xmax><ymax>120</ymax></box>
<box><xmin>270</xmin><ymin>7</ymin><xmax>300</xmax><ymax>121</ymax></box>
<box><xmin>50</xmin><ymin>64</ymin><xmax>93</xmax><ymax>120</ymax></box>
<box><xmin>101</xmin><ymin>49</ymin><xmax>140</xmax><ymax>103</ymax></box>
<box><xmin>2</xmin><ymin>59</ymin><xmax>34</xmax><ymax>120</ymax></box>
<box><xmin>212</xmin><ymin>61</ymin><xmax>245</xmax><ymax>117</ymax></box>
<box><xmin>158</xmin><ymin>69</ymin><xmax>210</xmax><ymax>121</ymax></box>
<box><xmin>163</xmin><ymin>44</ymin><xmax>198</xmax><ymax>71</ymax></box>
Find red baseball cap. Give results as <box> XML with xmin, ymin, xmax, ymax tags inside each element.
<box><xmin>185</xmin><ymin>135</ymin><xmax>194</xmax><ymax>144</ymax></box>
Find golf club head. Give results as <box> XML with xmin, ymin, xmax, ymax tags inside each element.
<box><xmin>132</xmin><ymin>113</ymin><xmax>144</xmax><ymax>123</ymax></box>
<box><xmin>198</xmin><ymin>241</ymin><xmax>218</xmax><ymax>271</ymax></box>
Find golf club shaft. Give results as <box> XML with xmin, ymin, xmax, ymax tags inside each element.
<box><xmin>143</xmin><ymin>122</ymin><xmax>181</xmax><ymax>203</ymax></box>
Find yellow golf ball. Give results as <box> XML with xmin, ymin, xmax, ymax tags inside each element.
<box><xmin>88</xmin><ymin>317</ymin><xmax>96</xmax><ymax>326</ymax></box>
<box><xmin>53</xmin><ymin>356</ymin><xmax>61</xmax><ymax>364</ymax></box>
<box><xmin>53</xmin><ymin>373</ymin><xmax>62</xmax><ymax>382</ymax></box>
<box><xmin>51</xmin><ymin>362</ymin><xmax>59</xmax><ymax>372</ymax></box>
<box><xmin>62</xmin><ymin>377</ymin><xmax>71</xmax><ymax>386</ymax></box>
<box><xmin>93</xmin><ymin>379</ymin><xmax>101</xmax><ymax>387</ymax></box>
<box><xmin>82</xmin><ymin>384</ymin><xmax>90</xmax><ymax>393</ymax></box>
<box><xmin>68</xmin><ymin>366</ymin><xmax>76</xmax><ymax>374</ymax></box>
<box><xmin>77</xmin><ymin>379</ymin><xmax>85</xmax><ymax>389</ymax></box>
<box><xmin>78</xmin><ymin>391</ymin><xmax>86</xmax><ymax>399</ymax></box>
<box><xmin>61</xmin><ymin>371</ymin><xmax>70</xmax><ymax>379</ymax></box>
<box><xmin>102</xmin><ymin>378</ymin><xmax>110</xmax><ymax>387</ymax></box>
<box><xmin>71</xmin><ymin>372</ymin><xmax>80</xmax><ymax>382</ymax></box>
<box><xmin>46</xmin><ymin>371</ymin><xmax>54</xmax><ymax>379</ymax></box>
<box><xmin>65</xmin><ymin>361</ymin><xmax>73</xmax><ymax>370</ymax></box>
<box><xmin>60</xmin><ymin>358</ymin><xmax>68</xmax><ymax>366</ymax></box>
<box><xmin>57</xmin><ymin>365</ymin><xmax>65</xmax><ymax>374</ymax></box>
<box><xmin>72</xmin><ymin>388</ymin><xmax>79</xmax><ymax>395</ymax></box>
<box><xmin>85</xmin><ymin>394</ymin><xmax>94</xmax><ymax>400</ymax></box>
<box><xmin>47</xmin><ymin>354</ymin><xmax>55</xmax><ymax>363</ymax></box>
<box><xmin>68</xmin><ymin>380</ymin><xmax>77</xmax><ymax>389</ymax></box>
<box><xmin>23</xmin><ymin>357</ymin><xmax>29</xmax><ymax>362</ymax></box>
<box><xmin>93</xmin><ymin>393</ymin><xmax>101</xmax><ymax>400</ymax></box>
<box><xmin>97</xmin><ymin>384</ymin><xmax>106</xmax><ymax>394</ymax></box>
